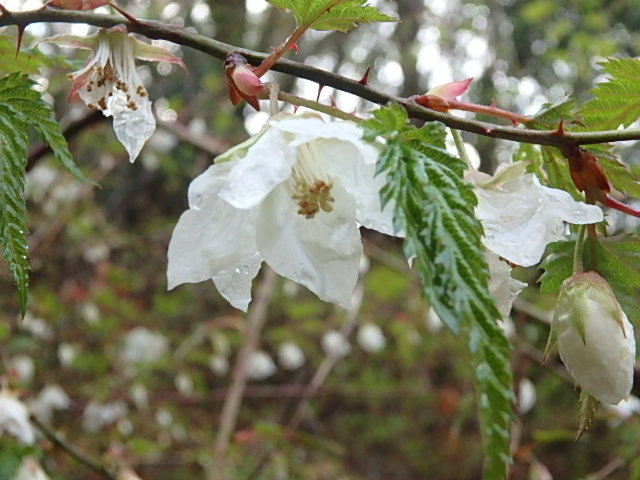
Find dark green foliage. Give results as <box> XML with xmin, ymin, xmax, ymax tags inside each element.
<box><xmin>0</xmin><ymin>73</ymin><xmax>87</xmax><ymax>315</ymax></box>
<box><xmin>363</xmin><ymin>103</ymin><xmax>513</xmax><ymax>480</ymax></box>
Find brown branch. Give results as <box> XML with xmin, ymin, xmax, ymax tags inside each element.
<box><xmin>2</xmin><ymin>9</ymin><xmax>640</xmax><ymax>148</ymax></box>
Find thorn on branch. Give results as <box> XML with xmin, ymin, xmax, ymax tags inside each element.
<box><xmin>358</xmin><ymin>66</ymin><xmax>371</xmax><ymax>85</ymax></box>
<box><xmin>316</xmin><ymin>84</ymin><xmax>324</xmax><ymax>102</ymax></box>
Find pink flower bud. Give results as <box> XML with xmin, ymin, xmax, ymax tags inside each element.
<box><xmin>551</xmin><ymin>271</ymin><xmax>635</xmax><ymax>404</ymax></box>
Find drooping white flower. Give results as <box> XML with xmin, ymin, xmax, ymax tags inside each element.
<box><xmin>246</xmin><ymin>350</ymin><xmax>277</xmax><ymax>380</ymax></box>
<box><xmin>43</xmin><ymin>25</ymin><xmax>184</xmax><ymax>162</ymax></box>
<box><xmin>278</xmin><ymin>342</ymin><xmax>306</xmax><ymax>370</ymax></box>
<box><xmin>549</xmin><ymin>271</ymin><xmax>635</xmax><ymax>405</ymax></box>
<box><xmin>356</xmin><ymin>323</ymin><xmax>386</xmax><ymax>353</ymax></box>
<box><xmin>0</xmin><ymin>390</ymin><xmax>35</xmax><ymax>445</ymax></box>
<box><xmin>167</xmin><ymin>114</ymin><xmax>396</xmax><ymax>311</ymax></box>
<box><xmin>471</xmin><ymin>162</ymin><xmax>603</xmax><ymax>266</ymax></box>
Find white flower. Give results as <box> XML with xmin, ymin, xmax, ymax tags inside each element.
<box><xmin>278</xmin><ymin>342</ymin><xmax>306</xmax><ymax>370</ymax></box>
<box><xmin>28</xmin><ymin>385</ymin><xmax>71</xmax><ymax>423</ymax></box>
<box><xmin>121</xmin><ymin>327</ymin><xmax>169</xmax><ymax>365</ymax></box>
<box><xmin>209</xmin><ymin>354</ymin><xmax>229</xmax><ymax>376</ymax></box>
<box><xmin>486</xmin><ymin>251</ymin><xmax>527</xmax><ymax>319</ymax></box>
<box><xmin>517</xmin><ymin>378</ymin><xmax>537</xmax><ymax>414</ymax></box>
<box><xmin>0</xmin><ymin>390</ymin><xmax>35</xmax><ymax>445</ymax></box>
<box><xmin>472</xmin><ymin>162</ymin><xmax>603</xmax><ymax>266</ymax></box>
<box><xmin>550</xmin><ymin>271</ymin><xmax>635</xmax><ymax>405</ymax></box>
<box><xmin>356</xmin><ymin>323</ymin><xmax>386</xmax><ymax>353</ymax></box>
<box><xmin>43</xmin><ymin>25</ymin><xmax>184</xmax><ymax>162</ymax></box>
<box><xmin>82</xmin><ymin>400</ymin><xmax>128</xmax><ymax>432</ymax></box>
<box><xmin>246</xmin><ymin>350</ymin><xmax>277</xmax><ymax>380</ymax></box>
<box><xmin>167</xmin><ymin>114</ymin><xmax>396</xmax><ymax>311</ymax></box>
<box><xmin>321</xmin><ymin>330</ymin><xmax>351</xmax><ymax>358</ymax></box>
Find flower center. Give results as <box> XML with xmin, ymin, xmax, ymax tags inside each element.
<box><xmin>289</xmin><ymin>143</ymin><xmax>335</xmax><ymax>219</ymax></box>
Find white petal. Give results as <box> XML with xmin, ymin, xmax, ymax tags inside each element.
<box><xmin>255</xmin><ymin>183</ymin><xmax>362</xmax><ymax>308</ymax></box>
<box><xmin>111</xmin><ymin>96</ymin><xmax>156</xmax><ymax>163</ymax></box>
<box><xmin>271</xmin><ymin>115</ymin><xmax>368</xmax><ymax>152</ymax></box>
<box><xmin>317</xmin><ymin>138</ymin><xmax>396</xmax><ymax>235</ymax></box>
<box><xmin>0</xmin><ymin>391</ymin><xmax>35</xmax><ymax>445</ymax></box>
<box><xmin>167</xmin><ymin>164</ymin><xmax>261</xmax><ymax>292</ymax></box>
<box><xmin>486</xmin><ymin>251</ymin><xmax>527</xmax><ymax>319</ymax></box>
<box><xmin>475</xmin><ymin>173</ymin><xmax>603</xmax><ymax>266</ymax></box>
<box><xmin>212</xmin><ymin>254</ymin><xmax>262</xmax><ymax>312</ymax></box>
<box><xmin>219</xmin><ymin>128</ymin><xmax>296</xmax><ymax>209</ymax></box>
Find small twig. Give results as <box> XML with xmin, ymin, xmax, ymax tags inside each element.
<box><xmin>287</xmin><ymin>279</ymin><xmax>365</xmax><ymax>430</ymax></box>
<box><xmin>30</xmin><ymin>415</ymin><xmax>117</xmax><ymax>480</ymax></box>
<box><xmin>209</xmin><ymin>266</ymin><xmax>278</xmax><ymax>480</ymax></box>
<box><xmin>262</xmin><ymin>91</ymin><xmax>362</xmax><ymax>122</ymax></box>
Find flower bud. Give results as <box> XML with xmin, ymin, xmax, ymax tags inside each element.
<box><xmin>551</xmin><ymin>271</ymin><xmax>635</xmax><ymax>405</ymax></box>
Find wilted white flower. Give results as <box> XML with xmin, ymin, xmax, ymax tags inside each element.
<box><xmin>246</xmin><ymin>350</ymin><xmax>277</xmax><ymax>380</ymax></box>
<box><xmin>121</xmin><ymin>327</ymin><xmax>169</xmax><ymax>365</ymax></box>
<box><xmin>167</xmin><ymin>114</ymin><xmax>396</xmax><ymax>311</ymax></box>
<box><xmin>277</xmin><ymin>342</ymin><xmax>305</xmax><ymax>370</ymax></box>
<box><xmin>0</xmin><ymin>390</ymin><xmax>35</xmax><ymax>445</ymax></box>
<box><xmin>486</xmin><ymin>251</ymin><xmax>527</xmax><ymax>319</ymax></box>
<box><xmin>356</xmin><ymin>323</ymin><xmax>386</xmax><ymax>353</ymax></box>
<box><xmin>472</xmin><ymin>162</ymin><xmax>603</xmax><ymax>266</ymax></box>
<box><xmin>321</xmin><ymin>330</ymin><xmax>351</xmax><ymax>358</ymax></box>
<box><xmin>28</xmin><ymin>385</ymin><xmax>71</xmax><ymax>422</ymax></box>
<box><xmin>548</xmin><ymin>271</ymin><xmax>635</xmax><ymax>404</ymax></box>
<box><xmin>82</xmin><ymin>400</ymin><xmax>128</xmax><ymax>432</ymax></box>
<box><xmin>11</xmin><ymin>457</ymin><xmax>50</xmax><ymax>480</ymax></box>
<box><xmin>42</xmin><ymin>25</ymin><xmax>184</xmax><ymax>162</ymax></box>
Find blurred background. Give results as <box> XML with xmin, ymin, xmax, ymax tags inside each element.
<box><xmin>1</xmin><ymin>0</ymin><xmax>640</xmax><ymax>478</ymax></box>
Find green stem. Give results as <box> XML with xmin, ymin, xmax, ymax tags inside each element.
<box><xmin>450</xmin><ymin>128</ymin><xmax>471</xmax><ymax>168</ymax></box>
<box><xmin>262</xmin><ymin>91</ymin><xmax>362</xmax><ymax>122</ymax></box>
<box><xmin>572</xmin><ymin>224</ymin><xmax>587</xmax><ymax>274</ymax></box>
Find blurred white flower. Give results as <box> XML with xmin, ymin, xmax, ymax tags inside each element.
<box><xmin>0</xmin><ymin>390</ymin><xmax>35</xmax><ymax>445</ymax></box>
<box><xmin>11</xmin><ymin>457</ymin><xmax>50</xmax><ymax>480</ymax></box>
<box><xmin>19</xmin><ymin>312</ymin><xmax>53</xmax><ymax>341</ymax></box>
<box><xmin>79</xmin><ymin>302</ymin><xmax>101</xmax><ymax>325</ymax></box>
<box><xmin>321</xmin><ymin>330</ymin><xmax>351</xmax><ymax>358</ymax></box>
<box><xmin>517</xmin><ymin>378</ymin><xmax>537</xmax><ymax>414</ymax></box>
<box><xmin>472</xmin><ymin>162</ymin><xmax>603</xmax><ymax>266</ymax></box>
<box><xmin>155</xmin><ymin>408</ymin><xmax>173</xmax><ymax>428</ymax></box>
<box><xmin>10</xmin><ymin>355</ymin><xmax>35</xmax><ymax>384</ymax></box>
<box><xmin>28</xmin><ymin>385</ymin><xmax>71</xmax><ymax>423</ymax></box>
<box><xmin>246</xmin><ymin>350</ymin><xmax>277</xmax><ymax>380</ymax></box>
<box><xmin>278</xmin><ymin>342</ymin><xmax>306</xmax><ymax>370</ymax></box>
<box><xmin>117</xmin><ymin>468</ymin><xmax>143</xmax><ymax>480</ymax></box>
<box><xmin>209</xmin><ymin>354</ymin><xmax>229</xmax><ymax>376</ymax></box>
<box><xmin>129</xmin><ymin>383</ymin><xmax>149</xmax><ymax>410</ymax></box>
<box><xmin>167</xmin><ymin>114</ymin><xmax>396</xmax><ymax>311</ymax></box>
<box><xmin>174</xmin><ymin>372</ymin><xmax>194</xmax><ymax>396</ymax></box>
<box><xmin>121</xmin><ymin>327</ymin><xmax>169</xmax><ymax>365</ymax></box>
<box><xmin>57</xmin><ymin>343</ymin><xmax>78</xmax><ymax>366</ymax></box>
<box><xmin>425</xmin><ymin>307</ymin><xmax>443</xmax><ymax>332</ymax></box>
<box><xmin>82</xmin><ymin>400</ymin><xmax>128</xmax><ymax>432</ymax></box>
<box><xmin>356</xmin><ymin>323</ymin><xmax>386</xmax><ymax>353</ymax></box>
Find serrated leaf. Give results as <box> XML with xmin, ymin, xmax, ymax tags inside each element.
<box><xmin>578</xmin><ymin>57</ymin><xmax>640</xmax><ymax>130</ymax></box>
<box><xmin>587</xmin><ymin>235</ymin><xmax>640</xmax><ymax>295</ymax></box>
<box><xmin>529</xmin><ymin>100</ymin><xmax>576</xmax><ymax>131</ymax></box>
<box><xmin>0</xmin><ymin>72</ymin><xmax>87</xmax><ymax>315</ymax></box>
<box><xmin>267</xmin><ymin>0</ymin><xmax>397</xmax><ymax>31</ymax></box>
<box><xmin>598</xmin><ymin>155</ymin><xmax>640</xmax><ymax>197</ymax></box>
<box><xmin>364</xmin><ymin>105</ymin><xmax>513</xmax><ymax>480</ymax></box>
<box><xmin>539</xmin><ymin>241</ymin><xmax>575</xmax><ymax>294</ymax></box>
<box><xmin>0</xmin><ymin>34</ymin><xmax>72</xmax><ymax>75</ymax></box>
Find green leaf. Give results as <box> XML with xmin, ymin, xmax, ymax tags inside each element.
<box><xmin>539</xmin><ymin>240</ymin><xmax>575</xmax><ymax>294</ymax></box>
<box><xmin>363</xmin><ymin>104</ymin><xmax>513</xmax><ymax>480</ymax></box>
<box><xmin>0</xmin><ymin>73</ymin><xmax>87</xmax><ymax>315</ymax></box>
<box><xmin>528</xmin><ymin>99</ymin><xmax>576</xmax><ymax>131</ymax></box>
<box><xmin>578</xmin><ymin>57</ymin><xmax>640</xmax><ymax>130</ymax></box>
<box><xmin>598</xmin><ymin>154</ymin><xmax>640</xmax><ymax>197</ymax></box>
<box><xmin>267</xmin><ymin>0</ymin><xmax>397</xmax><ymax>31</ymax></box>
<box><xmin>0</xmin><ymin>34</ymin><xmax>73</xmax><ymax>75</ymax></box>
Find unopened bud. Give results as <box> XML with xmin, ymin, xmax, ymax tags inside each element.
<box><xmin>549</xmin><ymin>271</ymin><xmax>635</xmax><ymax>405</ymax></box>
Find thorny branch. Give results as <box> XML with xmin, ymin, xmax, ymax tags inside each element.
<box><xmin>3</xmin><ymin>8</ymin><xmax>640</xmax><ymax>148</ymax></box>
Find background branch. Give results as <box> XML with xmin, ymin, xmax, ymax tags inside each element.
<box><xmin>3</xmin><ymin>9</ymin><xmax>640</xmax><ymax>148</ymax></box>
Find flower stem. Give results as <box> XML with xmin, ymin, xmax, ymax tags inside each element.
<box><xmin>450</xmin><ymin>128</ymin><xmax>471</xmax><ymax>169</ymax></box>
<box><xmin>572</xmin><ymin>224</ymin><xmax>586</xmax><ymax>274</ymax></box>
<box><xmin>261</xmin><ymin>90</ymin><xmax>362</xmax><ymax>122</ymax></box>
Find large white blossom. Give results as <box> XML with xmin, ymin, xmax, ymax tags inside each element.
<box><xmin>43</xmin><ymin>25</ymin><xmax>184</xmax><ymax>162</ymax></box>
<box><xmin>471</xmin><ymin>162</ymin><xmax>603</xmax><ymax>266</ymax></box>
<box><xmin>167</xmin><ymin>114</ymin><xmax>395</xmax><ymax>311</ymax></box>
